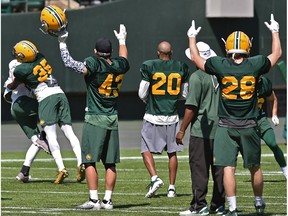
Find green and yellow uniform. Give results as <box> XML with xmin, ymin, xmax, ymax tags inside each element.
<box><xmin>257</xmin><ymin>76</ymin><xmax>286</xmax><ymax>168</ymax></box>
<box><xmin>82</xmin><ymin>56</ymin><xmax>129</xmax><ymax>163</ymax></box>
<box><xmin>205</xmin><ymin>55</ymin><xmax>271</xmax><ymax>168</ymax></box>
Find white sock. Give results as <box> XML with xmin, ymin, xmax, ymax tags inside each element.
<box><xmin>103</xmin><ymin>190</ymin><xmax>113</xmax><ymax>201</ymax></box>
<box><xmin>89</xmin><ymin>190</ymin><xmax>98</xmax><ymax>201</ymax></box>
<box><xmin>61</xmin><ymin>125</ymin><xmax>82</xmax><ymax>166</ymax></box>
<box><xmin>51</xmin><ymin>150</ymin><xmax>65</xmax><ymax>171</ymax></box>
<box><xmin>23</xmin><ymin>144</ymin><xmax>41</xmax><ymax>167</ymax></box>
<box><xmin>227</xmin><ymin>196</ymin><xmax>236</xmax><ymax>212</ymax></box>
<box><xmin>151</xmin><ymin>175</ymin><xmax>158</xmax><ymax>181</ymax></box>
<box><xmin>168</xmin><ymin>184</ymin><xmax>175</xmax><ymax>190</ymax></box>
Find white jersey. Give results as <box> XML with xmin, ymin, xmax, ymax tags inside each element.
<box><xmin>3</xmin><ymin>60</ymin><xmax>34</xmax><ymax>104</ymax></box>
<box><xmin>34</xmin><ymin>82</ymin><xmax>63</xmax><ymax>102</ymax></box>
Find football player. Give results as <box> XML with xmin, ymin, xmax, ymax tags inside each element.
<box><xmin>7</xmin><ymin>40</ymin><xmax>85</xmax><ymax>184</ymax></box>
<box><xmin>257</xmin><ymin>76</ymin><xmax>287</xmax><ymax>178</ymax></box>
<box><xmin>3</xmin><ymin>59</ymin><xmax>51</xmax><ymax>183</ymax></box>
<box><xmin>138</xmin><ymin>41</ymin><xmax>189</xmax><ymax>198</ymax></box>
<box><xmin>56</xmin><ymin>24</ymin><xmax>129</xmax><ymax>210</ymax></box>
<box><xmin>186</xmin><ymin>14</ymin><xmax>282</xmax><ymax>216</ymax></box>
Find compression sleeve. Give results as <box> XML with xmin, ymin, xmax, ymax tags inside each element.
<box><xmin>138</xmin><ymin>80</ymin><xmax>150</xmax><ymax>103</ymax></box>
<box><xmin>59</xmin><ymin>42</ymin><xmax>86</xmax><ymax>74</ymax></box>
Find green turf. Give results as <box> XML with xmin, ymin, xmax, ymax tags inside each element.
<box><xmin>1</xmin><ymin>145</ymin><xmax>287</xmax><ymax>215</ymax></box>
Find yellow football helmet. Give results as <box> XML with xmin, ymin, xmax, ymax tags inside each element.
<box><xmin>40</xmin><ymin>5</ymin><xmax>67</xmax><ymax>36</ymax></box>
<box><xmin>225</xmin><ymin>31</ymin><xmax>252</xmax><ymax>55</ymax></box>
<box><xmin>12</xmin><ymin>40</ymin><xmax>38</xmax><ymax>63</ymax></box>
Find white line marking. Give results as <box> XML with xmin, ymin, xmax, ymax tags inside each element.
<box><xmin>1</xmin><ymin>153</ymin><xmax>285</xmax><ymax>162</ymax></box>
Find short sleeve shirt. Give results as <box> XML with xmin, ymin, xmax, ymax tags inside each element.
<box><xmin>205</xmin><ymin>55</ymin><xmax>271</xmax><ymax>119</ymax></box>
<box><xmin>140</xmin><ymin>59</ymin><xmax>189</xmax><ymax>116</ymax></box>
<box><xmin>185</xmin><ymin>69</ymin><xmax>219</xmax><ymax>138</ymax></box>
<box><xmin>84</xmin><ymin>56</ymin><xmax>130</xmax><ymax>115</ymax></box>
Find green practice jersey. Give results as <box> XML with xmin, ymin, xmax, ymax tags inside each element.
<box><xmin>205</xmin><ymin>55</ymin><xmax>271</xmax><ymax>119</ymax></box>
<box><xmin>186</xmin><ymin>70</ymin><xmax>219</xmax><ymax>138</ymax></box>
<box><xmin>13</xmin><ymin>53</ymin><xmax>53</xmax><ymax>89</ymax></box>
<box><xmin>140</xmin><ymin>59</ymin><xmax>189</xmax><ymax>116</ymax></box>
<box><xmin>257</xmin><ymin>76</ymin><xmax>273</xmax><ymax>118</ymax></box>
<box><xmin>84</xmin><ymin>56</ymin><xmax>130</xmax><ymax>115</ymax></box>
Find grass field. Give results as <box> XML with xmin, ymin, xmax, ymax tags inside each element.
<box><xmin>1</xmin><ymin>145</ymin><xmax>287</xmax><ymax>216</ymax></box>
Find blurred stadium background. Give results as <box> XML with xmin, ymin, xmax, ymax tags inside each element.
<box><xmin>1</xmin><ymin>0</ymin><xmax>286</xmax><ymax>121</ymax></box>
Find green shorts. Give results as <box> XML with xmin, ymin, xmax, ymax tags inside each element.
<box><xmin>38</xmin><ymin>93</ymin><xmax>72</xmax><ymax>127</ymax></box>
<box><xmin>257</xmin><ymin>116</ymin><xmax>272</xmax><ymax>137</ymax></box>
<box><xmin>213</xmin><ymin>126</ymin><xmax>261</xmax><ymax>168</ymax></box>
<box><xmin>81</xmin><ymin>122</ymin><xmax>120</xmax><ymax>164</ymax></box>
<box><xmin>11</xmin><ymin>96</ymin><xmax>39</xmax><ymax>139</ymax></box>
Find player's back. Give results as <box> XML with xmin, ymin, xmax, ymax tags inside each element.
<box><xmin>142</xmin><ymin>59</ymin><xmax>188</xmax><ymax>116</ymax></box>
<box><xmin>84</xmin><ymin>56</ymin><xmax>130</xmax><ymax>115</ymax></box>
<box><xmin>205</xmin><ymin>55</ymin><xmax>270</xmax><ymax>119</ymax></box>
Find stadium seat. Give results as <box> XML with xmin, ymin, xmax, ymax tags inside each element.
<box><xmin>9</xmin><ymin>0</ymin><xmax>45</xmax><ymax>12</ymax></box>
<box><xmin>1</xmin><ymin>0</ymin><xmax>12</xmax><ymax>13</ymax></box>
<box><xmin>27</xmin><ymin>0</ymin><xmax>45</xmax><ymax>12</ymax></box>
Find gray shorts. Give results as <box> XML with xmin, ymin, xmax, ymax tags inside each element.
<box><xmin>140</xmin><ymin>120</ymin><xmax>183</xmax><ymax>154</ymax></box>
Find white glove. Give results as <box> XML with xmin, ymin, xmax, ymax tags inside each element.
<box><xmin>114</xmin><ymin>24</ymin><xmax>127</xmax><ymax>45</ymax></box>
<box><xmin>187</xmin><ymin>20</ymin><xmax>201</xmax><ymax>38</ymax></box>
<box><xmin>272</xmin><ymin>115</ymin><xmax>279</xmax><ymax>126</ymax></box>
<box><xmin>58</xmin><ymin>30</ymin><xmax>69</xmax><ymax>43</ymax></box>
<box><xmin>264</xmin><ymin>14</ymin><xmax>279</xmax><ymax>33</ymax></box>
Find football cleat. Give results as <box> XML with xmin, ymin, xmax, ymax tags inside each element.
<box><xmin>145</xmin><ymin>177</ymin><xmax>164</xmax><ymax>198</ymax></box>
<box><xmin>76</xmin><ymin>199</ymin><xmax>101</xmax><ymax>210</ymax></box>
<box><xmin>76</xmin><ymin>164</ymin><xmax>86</xmax><ymax>183</ymax></box>
<box><xmin>101</xmin><ymin>199</ymin><xmax>113</xmax><ymax>210</ymax></box>
<box><xmin>40</xmin><ymin>5</ymin><xmax>67</xmax><ymax>37</ymax></box>
<box><xmin>167</xmin><ymin>188</ymin><xmax>177</xmax><ymax>198</ymax></box>
<box><xmin>35</xmin><ymin>131</ymin><xmax>51</xmax><ymax>155</ymax></box>
<box><xmin>12</xmin><ymin>40</ymin><xmax>38</xmax><ymax>63</ymax></box>
<box><xmin>223</xmin><ymin>31</ymin><xmax>252</xmax><ymax>55</ymax></box>
<box><xmin>16</xmin><ymin>172</ymin><xmax>30</xmax><ymax>183</ymax></box>
<box><xmin>54</xmin><ymin>168</ymin><xmax>69</xmax><ymax>184</ymax></box>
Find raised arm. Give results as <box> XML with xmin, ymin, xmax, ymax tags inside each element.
<box><xmin>265</xmin><ymin>14</ymin><xmax>282</xmax><ymax>67</ymax></box>
<box><xmin>114</xmin><ymin>24</ymin><xmax>128</xmax><ymax>59</ymax></box>
<box><xmin>187</xmin><ymin>20</ymin><xmax>206</xmax><ymax>71</ymax></box>
<box><xmin>58</xmin><ymin>31</ymin><xmax>88</xmax><ymax>75</ymax></box>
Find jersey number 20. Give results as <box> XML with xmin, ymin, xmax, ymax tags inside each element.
<box><xmin>152</xmin><ymin>72</ymin><xmax>181</xmax><ymax>95</ymax></box>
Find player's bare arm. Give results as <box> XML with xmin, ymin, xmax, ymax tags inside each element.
<box><xmin>176</xmin><ymin>105</ymin><xmax>197</xmax><ymax>145</ymax></box>
<box><xmin>267</xmin><ymin>90</ymin><xmax>279</xmax><ymax>126</ymax></box>
<box><xmin>7</xmin><ymin>79</ymin><xmax>22</xmax><ymax>90</ymax></box>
